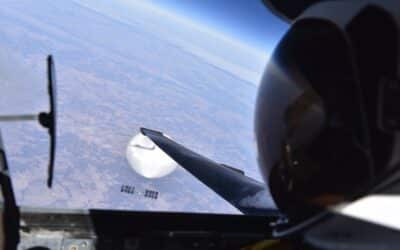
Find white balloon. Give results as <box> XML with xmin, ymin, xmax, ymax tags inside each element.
<box><xmin>126</xmin><ymin>132</ymin><xmax>177</xmax><ymax>178</ymax></box>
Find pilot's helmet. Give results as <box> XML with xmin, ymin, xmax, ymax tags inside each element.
<box><xmin>255</xmin><ymin>4</ymin><xmax>400</xmax><ymax>219</ymax></box>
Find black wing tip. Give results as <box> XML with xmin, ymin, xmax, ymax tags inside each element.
<box><xmin>140</xmin><ymin>127</ymin><xmax>163</xmax><ymax>137</ymax></box>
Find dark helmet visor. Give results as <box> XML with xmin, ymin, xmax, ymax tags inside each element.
<box><xmin>255</xmin><ymin>19</ymin><xmax>372</xmax><ymax>215</ymax></box>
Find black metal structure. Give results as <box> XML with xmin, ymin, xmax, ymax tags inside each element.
<box><xmin>0</xmin><ymin>131</ymin><xmax>20</xmax><ymax>250</ymax></box>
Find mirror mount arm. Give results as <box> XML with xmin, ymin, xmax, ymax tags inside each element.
<box><xmin>0</xmin><ymin>114</ymin><xmax>37</xmax><ymax>122</ymax></box>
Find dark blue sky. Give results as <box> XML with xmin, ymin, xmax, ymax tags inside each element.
<box><xmin>150</xmin><ymin>0</ymin><xmax>288</xmax><ymax>53</ymax></box>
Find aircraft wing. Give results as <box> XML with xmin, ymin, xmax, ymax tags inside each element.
<box><xmin>140</xmin><ymin>128</ymin><xmax>277</xmax><ymax>216</ymax></box>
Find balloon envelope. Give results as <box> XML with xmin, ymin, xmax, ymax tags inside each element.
<box><xmin>126</xmin><ymin>132</ymin><xmax>177</xmax><ymax>178</ymax></box>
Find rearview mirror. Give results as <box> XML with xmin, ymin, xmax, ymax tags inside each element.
<box><xmin>0</xmin><ymin>55</ymin><xmax>58</xmax><ymax>188</ymax></box>
<box><xmin>38</xmin><ymin>55</ymin><xmax>57</xmax><ymax>188</ymax></box>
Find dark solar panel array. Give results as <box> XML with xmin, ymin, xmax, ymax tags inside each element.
<box><xmin>120</xmin><ymin>185</ymin><xmax>135</xmax><ymax>194</ymax></box>
<box><xmin>144</xmin><ymin>190</ymin><xmax>158</xmax><ymax>199</ymax></box>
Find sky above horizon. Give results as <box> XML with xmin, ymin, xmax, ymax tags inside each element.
<box><xmin>72</xmin><ymin>0</ymin><xmax>282</xmax><ymax>84</ymax></box>
<box><xmin>148</xmin><ymin>0</ymin><xmax>288</xmax><ymax>53</ymax></box>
